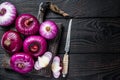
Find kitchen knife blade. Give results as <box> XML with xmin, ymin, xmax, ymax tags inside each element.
<box><xmin>64</xmin><ymin>19</ymin><xmax>72</xmax><ymax>53</ymax></box>
<box><xmin>62</xmin><ymin>19</ymin><xmax>72</xmax><ymax>77</ymax></box>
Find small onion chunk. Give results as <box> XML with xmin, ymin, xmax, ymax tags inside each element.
<box><xmin>0</xmin><ymin>2</ymin><xmax>17</xmax><ymax>26</ymax></box>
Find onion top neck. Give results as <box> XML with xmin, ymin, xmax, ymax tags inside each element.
<box><xmin>24</xmin><ymin>18</ymin><xmax>33</xmax><ymax>27</ymax></box>
<box><xmin>29</xmin><ymin>42</ymin><xmax>40</xmax><ymax>53</ymax></box>
<box><xmin>17</xmin><ymin>63</ymin><xmax>25</xmax><ymax>69</ymax></box>
<box><xmin>4</xmin><ymin>39</ymin><xmax>11</xmax><ymax>47</ymax></box>
<box><xmin>46</xmin><ymin>26</ymin><xmax>51</xmax><ymax>32</ymax></box>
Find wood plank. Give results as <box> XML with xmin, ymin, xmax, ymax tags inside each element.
<box><xmin>1</xmin><ymin>0</ymin><xmax>120</xmax><ymax>18</ymax></box>
<box><xmin>50</xmin><ymin>18</ymin><xmax>120</xmax><ymax>54</ymax></box>
<box><xmin>1</xmin><ymin>18</ymin><xmax>120</xmax><ymax>54</ymax></box>
<box><xmin>1</xmin><ymin>0</ymin><xmax>120</xmax><ymax>80</ymax></box>
<box><xmin>1</xmin><ymin>19</ymin><xmax>120</xmax><ymax>68</ymax></box>
<box><xmin>1</xmin><ymin>53</ymin><xmax>120</xmax><ymax>80</ymax></box>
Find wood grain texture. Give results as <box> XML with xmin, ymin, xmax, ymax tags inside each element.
<box><xmin>1</xmin><ymin>53</ymin><xmax>120</xmax><ymax>80</ymax></box>
<box><xmin>46</xmin><ymin>0</ymin><xmax>120</xmax><ymax>18</ymax></box>
<box><xmin>1</xmin><ymin>0</ymin><xmax>120</xmax><ymax>80</ymax></box>
<box><xmin>50</xmin><ymin>18</ymin><xmax>120</xmax><ymax>54</ymax></box>
<box><xmin>1</xmin><ymin>0</ymin><xmax>120</xmax><ymax>18</ymax></box>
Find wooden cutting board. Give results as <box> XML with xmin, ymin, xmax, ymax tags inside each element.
<box><xmin>1</xmin><ymin>23</ymin><xmax>63</xmax><ymax>77</ymax></box>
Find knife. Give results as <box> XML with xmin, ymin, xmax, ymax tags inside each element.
<box><xmin>62</xmin><ymin>19</ymin><xmax>72</xmax><ymax>77</ymax></box>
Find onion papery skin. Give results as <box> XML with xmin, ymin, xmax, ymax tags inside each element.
<box><xmin>10</xmin><ymin>52</ymin><xmax>34</xmax><ymax>74</ymax></box>
<box><xmin>39</xmin><ymin>20</ymin><xmax>58</xmax><ymax>39</ymax></box>
<box><xmin>1</xmin><ymin>30</ymin><xmax>23</xmax><ymax>54</ymax></box>
<box><xmin>15</xmin><ymin>14</ymin><xmax>39</xmax><ymax>36</ymax></box>
<box><xmin>23</xmin><ymin>36</ymin><xmax>47</xmax><ymax>58</ymax></box>
<box><xmin>0</xmin><ymin>2</ymin><xmax>17</xmax><ymax>26</ymax></box>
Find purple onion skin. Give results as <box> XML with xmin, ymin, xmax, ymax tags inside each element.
<box><xmin>10</xmin><ymin>52</ymin><xmax>34</xmax><ymax>74</ymax></box>
<box><xmin>0</xmin><ymin>2</ymin><xmax>17</xmax><ymax>26</ymax></box>
<box><xmin>23</xmin><ymin>36</ymin><xmax>47</xmax><ymax>58</ymax></box>
<box><xmin>15</xmin><ymin>14</ymin><xmax>39</xmax><ymax>36</ymax></box>
<box><xmin>1</xmin><ymin>30</ymin><xmax>23</xmax><ymax>54</ymax></box>
<box><xmin>39</xmin><ymin>20</ymin><xmax>58</xmax><ymax>40</ymax></box>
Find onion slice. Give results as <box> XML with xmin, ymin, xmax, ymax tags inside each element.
<box><xmin>52</xmin><ymin>56</ymin><xmax>62</xmax><ymax>78</ymax></box>
<box><xmin>34</xmin><ymin>51</ymin><xmax>52</xmax><ymax>70</ymax></box>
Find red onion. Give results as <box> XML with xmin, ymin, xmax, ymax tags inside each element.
<box><xmin>23</xmin><ymin>36</ymin><xmax>47</xmax><ymax>58</ymax></box>
<box><xmin>10</xmin><ymin>52</ymin><xmax>34</xmax><ymax>74</ymax></box>
<box><xmin>0</xmin><ymin>2</ymin><xmax>17</xmax><ymax>26</ymax></box>
<box><xmin>15</xmin><ymin>14</ymin><xmax>39</xmax><ymax>35</ymax></box>
<box><xmin>39</xmin><ymin>20</ymin><xmax>58</xmax><ymax>39</ymax></box>
<box><xmin>1</xmin><ymin>30</ymin><xmax>23</xmax><ymax>53</ymax></box>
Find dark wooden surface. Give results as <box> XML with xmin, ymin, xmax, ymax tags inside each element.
<box><xmin>0</xmin><ymin>24</ymin><xmax>63</xmax><ymax>78</ymax></box>
<box><xmin>1</xmin><ymin>0</ymin><xmax>120</xmax><ymax>80</ymax></box>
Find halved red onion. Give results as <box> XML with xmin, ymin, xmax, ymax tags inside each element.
<box><xmin>1</xmin><ymin>30</ymin><xmax>23</xmax><ymax>54</ymax></box>
<box><xmin>34</xmin><ymin>51</ymin><xmax>52</xmax><ymax>70</ymax></box>
<box><xmin>0</xmin><ymin>2</ymin><xmax>17</xmax><ymax>26</ymax></box>
<box><xmin>39</xmin><ymin>20</ymin><xmax>58</xmax><ymax>39</ymax></box>
<box><xmin>10</xmin><ymin>52</ymin><xmax>34</xmax><ymax>74</ymax></box>
<box><xmin>23</xmin><ymin>36</ymin><xmax>47</xmax><ymax>58</ymax></box>
<box><xmin>15</xmin><ymin>14</ymin><xmax>39</xmax><ymax>35</ymax></box>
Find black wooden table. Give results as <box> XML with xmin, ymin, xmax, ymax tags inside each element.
<box><xmin>1</xmin><ymin>0</ymin><xmax>120</xmax><ymax>80</ymax></box>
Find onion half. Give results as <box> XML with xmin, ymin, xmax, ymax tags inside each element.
<box><xmin>1</xmin><ymin>30</ymin><xmax>23</xmax><ymax>54</ymax></box>
<box><xmin>0</xmin><ymin>2</ymin><xmax>17</xmax><ymax>26</ymax></box>
<box><xmin>23</xmin><ymin>36</ymin><xmax>47</xmax><ymax>58</ymax></box>
<box><xmin>15</xmin><ymin>14</ymin><xmax>39</xmax><ymax>35</ymax></box>
<box><xmin>34</xmin><ymin>51</ymin><xmax>52</xmax><ymax>70</ymax></box>
<box><xmin>39</xmin><ymin>20</ymin><xmax>58</xmax><ymax>39</ymax></box>
<box><xmin>10</xmin><ymin>52</ymin><xmax>34</xmax><ymax>74</ymax></box>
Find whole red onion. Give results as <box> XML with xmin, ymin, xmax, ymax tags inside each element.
<box><xmin>23</xmin><ymin>36</ymin><xmax>47</xmax><ymax>58</ymax></box>
<box><xmin>10</xmin><ymin>52</ymin><xmax>34</xmax><ymax>74</ymax></box>
<box><xmin>1</xmin><ymin>30</ymin><xmax>23</xmax><ymax>53</ymax></box>
<box><xmin>15</xmin><ymin>14</ymin><xmax>39</xmax><ymax>35</ymax></box>
<box><xmin>0</xmin><ymin>2</ymin><xmax>17</xmax><ymax>26</ymax></box>
<box><xmin>39</xmin><ymin>20</ymin><xmax>58</xmax><ymax>39</ymax></box>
